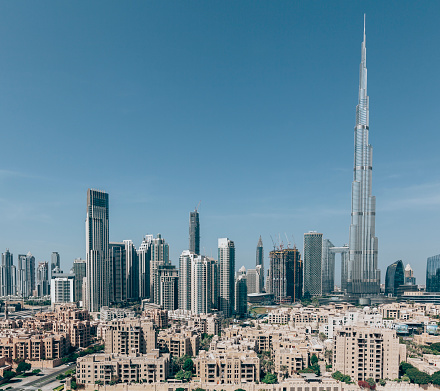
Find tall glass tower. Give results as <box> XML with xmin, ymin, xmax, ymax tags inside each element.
<box><xmin>347</xmin><ymin>17</ymin><xmax>380</xmax><ymax>295</ymax></box>
<box><xmin>189</xmin><ymin>208</ymin><xmax>200</xmax><ymax>255</ymax></box>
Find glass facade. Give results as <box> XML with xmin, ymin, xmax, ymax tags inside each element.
<box><xmin>385</xmin><ymin>260</ymin><xmax>404</xmax><ymax>296</ymax></box>
<box><xmin>427</xmin><ymin>255</ymin><xmax>440</xmax><ymax>292</ymax></box>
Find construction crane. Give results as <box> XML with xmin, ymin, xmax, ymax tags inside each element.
<box><xmin>270</xmin><ymin>235</ymin><xmax>276</xmax><ymax>251</ymax></box>
<box><xmin>195</xmin><ymin>200</ymin><xmax>201</xmax><ymax>212</ymax></box>
<box><xmin>285</xmin><ymin>233</ymin><xmax>291</xmax><ymax>249</ymax></box>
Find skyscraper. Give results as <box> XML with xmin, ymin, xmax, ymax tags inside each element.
<box><xmin>138</xmin><ymin>235</ymin><xmax>153</xmax><ymax>300</ymax></box>
<box><xmin>150</xmin><ymin>234</ymin><xmax>170</xmax><ymax>304</ymax></box>
<box><xmin>72</xmin><ymin>258</ymin><xmax>86</xmax><ymax>303</ymax></box>
<box><xmin>426</xmin><ymin>255</ymin><xmax>440</xmax><ymax>292</ymax></box>
<box><xmin>85</xmin><ymin>189</ymin><xmax>110</xmax><ymax>312</ymax></box>
<box><xmin>0</xmin><ymin>249</ymin><xmax>15</xmax><ymax>296</ymax></box>
<box><xmin>124</xmin><ymin>240</ymin><xmax>139</xmax><ymax>300</ymax></box>
<box><xmin>385</xmin><ymin>260</ymin><xmax>404</xmax><ymax>297</ymax></box>
<box><xmin>303</xmin><ymin>232</ymin><xmax>323</xmax><ymax>297</ymax></box>
<box><xmin>157</xmin><ymin>265</ymin><xmax>178</xmax><ymax>310</ymax></box>
<box><xmin>218</xmin><ymin>238</ymin><xmax>235</xmax><ymax>318</ymax></box>
<box><xmin>256</xmin><ymin>236</ymin><xmax>264</xmax><ymax>290</ymax></box>
<box><xmin>189</xmin><ymin>208</ymin><xmax>200</xmax><ymax>255</ymax></box>
<box><xmin>191</xmin><ymin>255</ymin><xmax>216</xmax><ymax>315</ymax></box>
<box><xmin>269</xmin><ymin>247</ymin><xmax>302</xmax><ymax>303</ymax></box>
<box><xmin>347</xmin><ymin>18</ymin><xmax>380</xmax><ymax>295</ymax></box>
<box><xmin>36</xmin><ymin>261</ymin><xmax>49</xmax><ymax>297</ymax></box>
<box><xmin>404</xmin><ymin>264</ymin><xmax>416</xmax><ymax>285</ymax></box>
<box><xmin>109</xmin><ymin>242</ymin><xmax>126</xmax><ymax>303</ymax></box>
<box><xmin>178</xmin><ymin>250</ymin><xmax>193</xmax><ymax>311</ymax></box>
<box><xmin>17</xmin><ymin>252</ymin><xmax>35</xmax><ymax>298</ymax></box>
<box><xmin>321</xmin><ymin>239</ymin><xmax>335</xmax><ymax>295</ymax></box>
<box><xmin>51</xmin><ymin>252</ymin><xmax>60</xmax><ymax>275</ymax></box>
<box><xmin>235</xmin><ymin>268</ymin><xmax>247</xmax><ymax>317</ymax></box>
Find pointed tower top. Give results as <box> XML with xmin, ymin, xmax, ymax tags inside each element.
<box><xmin>363</xmin><ymin>14</ymin><xmax>366</xmax><ymax>41</ymax></box>
<box><xmin>257</xmin><ymin>236</ymin><xmax>263</xmax><ymax>247</ymax></box>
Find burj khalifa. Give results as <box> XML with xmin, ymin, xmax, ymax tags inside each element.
<box><xmin>347</xmin><ymin>17</ymin><xmax>380</xmax><ymax>295</ymax></box>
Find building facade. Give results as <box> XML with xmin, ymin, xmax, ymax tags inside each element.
<box><xmin>72</xmin><ymin>259</ymin><xmax>86</xmax><ymax>303</ymax></box>
<box><xmin>138</xmin><ymin>235</ymin><xmax>153</xmax><ymax>300</ymax></box>
<box><xmin>0</xmin><ymin>249</ymin><xmax>15</xmax><ymax>297</ymax></box>
<box><xmin>85</xmin><ymin>189</ymin><xmax>110</xmax><ymax>312</ymax></box>
<box><xmin>303</xmin><ymin>232</ymin><xmax>323</xmax><ymax>297</ymax></box>
<box><xmin>51</xmin><ymin>274</ymin><xmax>74</xmax><ymax>304</ymax></box>
<box><xmin>189</xmin><ymin>208</ymin><xmax>200</xmax><ymax>255</ymax></box>
<box><xmin>36</xmin><ymin>261</ymin><xmax>49</xmax><ymax>297</ymax></box>
<box><xmin>347</xmin><ymin>21</ymin><xmax>380</xmax><ymax>295</ymax></box>
<box><xmin>427</xmin><ymin>255</ymin><xmax>440</xmax><ymax>292</ymax></box>
<box><xmin>218</xmin><ymin>238</ymin><xmax>235</xmax><ymax>317</ymax></box>
<box><xmin>385</xmin><ymin>260</ymin><xmax>404</xmax><ymax>296</ymax></box>
<box><xmin>256</xmin><ymin>236</ymin><xmax>264</xmax><ymax>289</ymax></box>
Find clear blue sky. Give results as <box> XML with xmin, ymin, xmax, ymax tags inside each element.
<box><xmin>0</xmin><ymin>1</ymin><xmax>439</xmax><ymax>285</ymax></box>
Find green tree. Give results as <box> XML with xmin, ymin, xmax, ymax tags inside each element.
<box><xmin>432</xmin><ymin>371</ymin><xmax>440</xmax><ymax>385</ymax></box>
<box><xmin>378</xmin><ymin>379</ymin><xmax>386</xmax><ymax>386</ymax></box>
<box><xmin>401</xmin><ymin>375</ymin><xmax>410</xmax><ymax>382</ymax></box>
<box><xmin>176</xmin><ymin>388</ymin><xmax>185</xmax><ymax>391</ymax></box>
<box><xmin>318</xmin><ymin>332</ymin><xmax>327</xmax><ymax>342</ymax></box>
<box><xmin>183</xmin><ymin>358</ymin><xmax>194</xmax><ymax>373</ymax></box>
<box><xmin>3</xmin><ymin>370</ymin><xmax>16</xmax><ymax>381</ymax></box>
<box><xmin>16</xmin><ymin>362</ymin><xmax>32</xmax><ymax>374</ymax></box>
<box><xmin>310</xmin><ymin>354</ymin><xmax>318</xmax><ymax>365</ymax></box>
<box><xmin>32</xmin><ymin>369</ymin><xmax>41</xmax><ymax>375</ymax></box>
<box><xmin>194</xmin><ymin>388</ymin><xmax>205</xmax><ymax>391</ymax></box>
<box><xmin>261</xmin><ymin>373</ymin><xmax>277</xmax><ymax>384</ymax></box>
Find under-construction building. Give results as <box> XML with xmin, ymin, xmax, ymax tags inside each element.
<box><xmin>268</xmin><ymin>247</ymin><xmax>302</xmax><ymax>304</ymax></box>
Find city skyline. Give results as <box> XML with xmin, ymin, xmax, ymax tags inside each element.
<box><xmin>0</xmin><ymin>2</ymin><xmax>439</xmax><ymax>284</ymax></box>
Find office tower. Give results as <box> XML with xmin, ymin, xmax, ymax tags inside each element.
<box><xmin>51</xmin><ymin>273</ymin><xmax>74</xmax><ymax>304</ymax></box>
<box><xmin>405</xmin><ymin>264</ymin><xmax>416</xmax><ymax>285</ymax></box>
<box><xmin>178</xmin><ymin>250</ymin><xmax>193</xmax><ymax>311</ymax></box>
<box><xmin>191</xmin><ymin>255</ymin><xmax>216</xmax><ymax>315</ymax></box>
<box><xmin>303</xmin><ymin>232</ymin><xmax>323</xmax><ymax>297</ymax></box>
<box><xmin>150</xmin><ymin>234</ymin><xmax>170</xmax><ymax>304</ymax></box>
<box><xmin>321</xmin><ymin>239</ymin><xmax>335</xmax><ymax>295</ymax></box>
<box><xmin>51</xmin><ymin>252</ymin><xmax>60</xmax><ymax>275</ymax></box>
<box><xmin>269</xmin><ymin>247</ymin><xmax>302</xmax><ymax>303</ymax></box>
<box><xmin>189</xmin><ymin>208</ymin><xmax>200</xmax><ymax>255</ymax></box>
<box><xmin>333</xmin><ymin>326</ymin><xmax>401</xmax><ymax>382</ymax></box>
<box><xmin>109</xmin><ymin>242</ymin><xmax>126</xmax><ymax>303</ymax></box>
<box><xmin>218</xmin><ymin>238</ymin><xmax>235</xmax><ymax>317</ymax></box>
<box><xmin>0</xmin><ymin>249</ymin><xmax>15</xmax><ymax>296</ymax></box>
<box><xmin>426</xmin><ymin>254</ymin><xmax>440</xmax><ymax>292</ymax></box>
<box><xmin>72</xmin><ymin>259</ymin><xmax>86</xmax><ymax>303</ymax></box>
<box><xmin>17</xmin><ymin>252</ymin><xmax>35</xmax><ymax>298</ymax></box>
<box><xmin>210</xmin><ymin>258</ymin><xmax>219</xmax><ymax>311</ymax></box>
<box><xmin>124</xmin><ymin>240</ymin><xmax>139</xmax><ymax>300</ymax></box>
<box><xmin>385</xmin><ymin>260</ymin><xmax>405</xmax><ymax>296</ymax></box>
<box><xmin>235</xmin><ymin>270</ymin><xmax>247</xmax><ymax>317</ymax></box>
<box><xmin>138</xmin><ymin>235</ymin><xmax>153</xmax><ymax>299</ymax></box>
<box><xmin>36</xmin><ymin>261</ymin><xmax>49</xmax><ymax>297</ymax></box>
<box><xmin>157</xmin><ymin>265</ymin><xmax>178</xmax><ymax>310</ymax></box>
<box><xmin>246</xmin><ymin>265</ymin><xmax>263</xmax><ymax>295</ymax></box>
<box><xmin>347</xmin><ymin>19</ymin><xmax>380</xmax><ymax>295</ymax></box>
<box><xmin>256</xmin><ymin>236</ymin><xmax>264</xmax><ymax>289</ymax></box>
<box><xmin>85</xmin><ymin>189</ymin><xmax>110</xmax><ymax>312</ymax></box>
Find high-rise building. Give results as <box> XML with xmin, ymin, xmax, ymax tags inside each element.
<box><xmin>138</xmin><ymin>235</ymin><xmax>153</xmax><ymax>300</ymax></box>
<box><xmin>72</xmin><ymin>259</ymin><xmax>86</xmax><ymax>303</ymax></box>
<box><xmin>51</xmin><ymin>252</ymin><xmax>60</xmax><ymax>275</ymax></box>
<box><xmin>234</xmin><ymin>267</ymin><xmax>247</xmax><ymax>317</ymax></box>
<box><xmin>191</xmin><ymin>255</ymin><xmax>216</xmax><ymax>315</ymax></box>
<box><xmin>218</xmin><ymin>238</ymin><xmax>235</xmax><ymax>318</ymax></box>
<box><xmin>0</xmin><ymin>249</ymin><xmax>15</xmax><ymax>296</ymax></box>
<box><xmin>385</xmin><ymin>260</ymin><xmax>405</xmax><ymax>296</ymax></box>
<box><xmin>426</xmin><ymin>255</ymin><xmax>440</xmax><ymax>292</ymax></box>
<box><xmin>51</xmin><ymin>273</ymin><xmax>74</xmax><ymax>304</ymax></box>
<box><xmin>404</xmin><ymin>264</ymin><xmax>416</xmax><ymax>285</ymax></box>
<box><xmin>256</xmin><ymin>236</ymin><xmax>264</xmax><ymax>289</ymax></box>
<box><xmin>109</xmin><ymin>242</ymin><xmax>126</xmax><ymax>303</ymax></box>
<box><xmin>347</xmin><ymin>20</ymin><xmax>380</xmax><ymax>295</ymax></box>
<box><xmin>189</xmin><ymin>208</ymin><xmax>200</xmax><ymax>255</ymax></box>
<box><xmin>269</xmin><ymin>247</ymin><xmax>302</xmax><ymax>303</ymax></box>
<box><xmin>178</xmin><ymin>250</ymin><xmax>193</xmax><ymax>311</ymax></box>
<box><xmin>246</xmin><ymin>265</ymin><xmax>263</xmax><ymax>295</ymax></box>
<box><xmin>321</xmin><ymin>239</ymin><xmax>335</xmax><ymax>295</ymax></box>
<box><xmin>150</xmin><ymin>234</ymin><xmax>170</xmax><ymax>304</ymax></box>
<box><xmin>157</xmin><ymin>265</ymin><xmax>178</xmax><ymax>311</ymax></box>
<box><xmin>17</xmin><ymin>252</ymin><xmax>35</xmax><ymax>298</ymax></box>
<box><xmin>85</xmin><ymin>189</ymin><xmax>110</xmax><ymax>312</ymax></box>
<box><xmin>303</xmin><ymin>232</ymin><xmax>323</xmax><ymax>297</ymax></box>
<box><xmin>124</xmin><ymin>240</ymin><xmax>139</xmax><ymax>300</ymax></box>
<box><xmin>36</xmin><ymin>261</ymin><xmax>49</xmax><ymax>297</ymax></box>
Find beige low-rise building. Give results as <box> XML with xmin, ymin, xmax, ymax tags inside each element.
<box><xmin>333</xmin><ymin>325</ymin><xmax>405</xmax><ymax>382</ymax></box>
<box><xmin>194</xmin><ymin>349</ymin><xmax>260</xmax><ymax>384</ymax></box>
<box><xmin>274</xmin><ymin>348</ymin><xmax>308</xmax><ymax>376</ymax></box>
<box><xmin>104</xmin><ymin>318</ymin><xmax>156</xmax><ymax>355</ymax></box>
<box><xmin>76</xmin><ymin>350</ymin><xmax>169</xmax><ymax>384</ymax></box>
<box><xmin>158</xmin><ymin>328</ymin><xmax>199</xmax><ymax>357</ymax></box>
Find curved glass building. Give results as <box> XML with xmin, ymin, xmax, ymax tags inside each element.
<box><xmin>385</xmin><ymin>260</ymin><xmax>404</xmax><ymax>296</ymax></box>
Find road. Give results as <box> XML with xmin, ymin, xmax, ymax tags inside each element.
<box><xmin>7</xmin><ymin>364</ymin><xmax>75</xmax><ymax>391</ymax></box>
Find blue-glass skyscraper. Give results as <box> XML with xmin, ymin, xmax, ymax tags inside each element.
<box><xmin>347</xmin><ymin>17</ymin><xmax>380</xmax><ymax>295</ymax></box>
<box><xmin>426</xmin><ymin>255</ymin><xmax>440</xmax><ymax>292</ymax></box>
